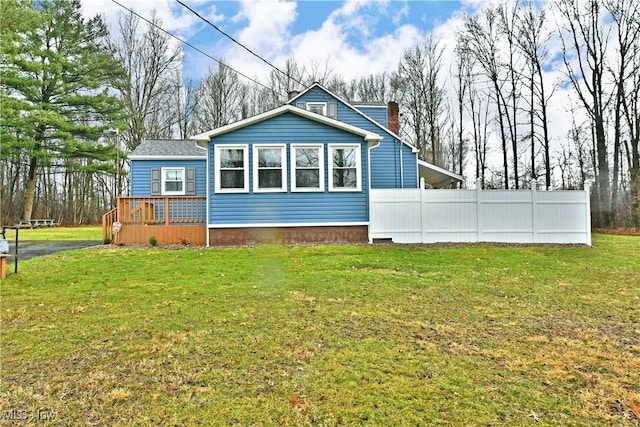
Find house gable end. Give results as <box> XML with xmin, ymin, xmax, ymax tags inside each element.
<box><xmin>288</xmin><ymin>83</ymin><xmax>416</xmax><ymax>153</ymax></box>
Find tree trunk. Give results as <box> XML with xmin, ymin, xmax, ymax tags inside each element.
<box><xmin>594</xmin><ymin>112</ymin><xmax>610</xmax><ymax>226</ymax></box>
<box><xmin>494</xmin><ymin>80</ymin><xmax>510</xmax><ymax>189</ymax></box>
<box><xmin>22</xmin><ymin>157</ymin><xmax>38</xmax><ymax>221</ymax></box>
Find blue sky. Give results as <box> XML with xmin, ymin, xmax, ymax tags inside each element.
<box><xmin>84</xmin><ymin>0</ymin><xmax>477</xmax><ymax>84</ymax></box>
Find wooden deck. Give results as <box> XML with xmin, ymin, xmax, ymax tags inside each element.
<box><xmin>102</xmin><ymin>196</ymin><xmax>206</xmax><ymax>245</ymax></box>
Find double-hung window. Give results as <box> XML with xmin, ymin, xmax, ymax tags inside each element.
<box><xmin>215</xmin><ymin>145</ymin><xmax>248</xmax><ymax>193</ymax></box>
<box><xmin>161</xmin><ymin>168</ymin><xmax>185</xmax><ymax>195</ymax></box>
<box><xmin>291</xmin><ymin>145</ymin><xmax>324</xmax><ymax>191</ymax></box>
<box><xmin>328</xmin><ymin>144</ymin><xmax>361</xmax><ymax>191</ymax></box>
<box><xmin>297</xmin><ymin>101</ymin><xmax>337</xmax><ymax>119</ymax></box>
<box><xmin>253</xmin><ymin>145</ymin><xmax>286</xmax><ymax>192</ymax></box>
<box><xmin>306</xmin><ymin>102</ymin><xmax>327</xmax><ymax>116</ymax></box>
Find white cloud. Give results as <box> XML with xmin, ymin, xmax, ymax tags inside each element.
<box><xmin>234</xmin><ymin>0</ymin><xmax>297</xmax><ymax>57</ymax></box>
<box><xmin>82</xmin><ymin>0</ymin><xmax>210</xmax><ymax>39</ymax></box>
<box><xmin>220</xmin><ymin>0</ymin><xmax>429</xmax><ymax>83</ymax></box>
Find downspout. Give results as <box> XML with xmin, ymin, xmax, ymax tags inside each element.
<box><xmin>367</xmin><ymin>136</ymin><xmax>382</xmax><ymax>244</ymax></box>
<box><xmin>198</xmin><ymin>139</ymin><xmax>210</xmax><ymax>247</ymax></box>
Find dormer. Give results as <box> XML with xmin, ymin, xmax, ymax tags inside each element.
<box><xmin>295</xmin><ymin>100</ymin><xmax>337</xmax><ymax>119</ymax></box>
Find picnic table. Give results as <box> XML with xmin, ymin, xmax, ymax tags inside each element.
<box><xmin>15</xmin><ymin>219</ymin><xmax>58</xmax><ymax>228</ymax></box>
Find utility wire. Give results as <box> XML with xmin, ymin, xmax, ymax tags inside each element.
<box><xmin>110</xmin><ymin>0</ymin><xmax>279</xmax><ymax>96</ymax></box>
<box><xmin>176</xmin><ymin>0</ymin><xmax>306</xmax><ymax>89</ymax></box>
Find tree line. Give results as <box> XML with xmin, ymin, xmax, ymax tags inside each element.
<box><xmin>1</xmin><ymin>0</ymin><xmax>638</xmax><ymax>227</ymax></box>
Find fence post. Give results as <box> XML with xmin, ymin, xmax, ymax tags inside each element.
<box><xmin>584</xmin><ymin>182</ymin><xmax>592</xmax><ymax>245</ymax></box>
<box><xmin>420</xmin><ymin>178</ymin><xmax>425</xmax><ymax>243</ymax></box>
<box><xmin>531</xmin><ymin>179</ymin><xmax>537</xmax><ymax>243</ymax></box>
<box><xmin>476</xmin><ymin>179</ymin><xmax>482</xmax><ymax>242</ymax></box>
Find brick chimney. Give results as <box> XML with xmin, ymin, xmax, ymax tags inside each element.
<box><xmin>387</xmin><ymin>101</ymin><xmax>399</xmax><ymax>135</ymax></box>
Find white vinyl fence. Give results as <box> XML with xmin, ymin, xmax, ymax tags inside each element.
<box><xmin>370</xmin><ymin>180</ymin><xmax>591</xmax><ymax>245</ymax></box>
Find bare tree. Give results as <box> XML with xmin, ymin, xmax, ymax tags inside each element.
<box><xmin>451</xmin><ymin>40</ymin><xmax>474</xmax><ymax>180</ymax></box>
<box><xmin>556</xmin><ymin>0</ymin><xmax>612</xmax><ymax>226</ymax></box>
<box><xmin>176</xmin><ymin>76</ymin><xmax>197</xmax><ymax>139</ymax></box>
<box><xmin>391</xmin><ymin>37</ymin><xmax>448</xmax><ymax>166</ymax></box>
<box><xmin>514</xmin><ymin>1</ymin><xmax>556</xmax><ymax>189</ymax></box>
<box><xmin>569</xmin><ymin>117</ymin><xmax>594</xmax><ymax>189</ymax></box>
<box><xmin>460</xmin><ymin>7</ymin><xmax>511</xmax><ymax>188</ymax></box>
<box><xmin>266</xmin><ymin>58</ymin><xmax>304</xmax><ymax>107</ymax></box>
<box><xmin>111</xmin><ymin>10</ymin><xmax>183</xmax><ymax>151</ymax></box>
<box><xmin>498</xmin><ymin>0</ymin><xmax>524</xmax><ymax>188</ymax></box>
<box><xmin>605</xmin><ymin>0</ymin><xmax>640</xmax><ymax>225</ymax></box>
<box><xmin>303</xmin><ymin>57</ymin><xmax>335</xmax><ymax>86</ymax></box>
<box><xmin>354</xmin><ymin>73</ymin><xmax>390</xmax><ymax>103</ymax></box>
<box><xmin>191</xmin><ymin>60</ymin><xmax>247</xmax><ymax>134</ymax></box>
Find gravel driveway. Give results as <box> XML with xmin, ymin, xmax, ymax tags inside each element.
<box><xmin>5</xmin><ymin>240</ymin><xmax>101</xmax><ymax>261</ymax></box>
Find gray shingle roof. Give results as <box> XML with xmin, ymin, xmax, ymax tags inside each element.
<box><xmin>130</xmin><ymin>139</ymin><xmax>206</xmax><ymax>158</ymax></box>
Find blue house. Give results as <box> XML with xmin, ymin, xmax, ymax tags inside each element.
<box><xmin>129</xmin><ymin>139</ymin><xmax>207</xmax><ymax>197</ymax></box>
<box><xmin>124</xmin><ymin>83</ymin><xmax>461</xmax><ymax>246</ymax></box>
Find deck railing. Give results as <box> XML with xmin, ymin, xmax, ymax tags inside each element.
<box><xmin>116</xmin><ymin>196</ymin><xmax>206</xmax><ymax>225</ymax></box>
<box><xmin>102</xmin><ymin>196</ymin><xmax>207</xmax><ymax>245</ymax></box>
<box><xmin>102</xmin><ymin>207</ymin><xmax>118</xmax><ymax>242</ymax></box>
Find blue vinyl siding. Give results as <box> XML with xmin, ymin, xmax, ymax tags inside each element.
<box><xmin>294</xmin><ymin>87</ymin><xmax>418</xmax><ymax>189</ymax></box>
<box><xmin>357</xmin><ymin>106</ymin><xmax>388</xmax><ymax>127</ymax></box>
<box><xmin>294</xmin><ymin>87</ymin><xmax>381</xmax><ymax>134</ymax></box>
<box><xmin>130</xmin><ymin>159</ymin><xmax>206</xmax><ymax>196</ymax></box>
<box><xmin>208</xmin><ymin>113</ymin><xmax>369</xmax><ymax>225</ymax></box>
<box><xmin>369</xmin><ymin>139</ymin><xmax>418</xmax><ymax>189</ymax></box>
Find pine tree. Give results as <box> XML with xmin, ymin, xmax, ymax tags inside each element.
<box><xmin>1</xmin><ymin>0</ymin><xmax>124</xmax><ymax>221</ymax></box>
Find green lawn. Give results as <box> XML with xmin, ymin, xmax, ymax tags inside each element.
<box><xmin>1</xmin><ymin>235</ymin><xmax>639</xmax><ymax>425</ymax></box>
<box><xmin>2</xmin><ymin>225</ymin><xmax>102</xmax><ymax>241</ymax></box>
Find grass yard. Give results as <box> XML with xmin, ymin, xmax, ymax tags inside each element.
<box><xmin>1</xmin><ymin>234</ymin><xmax>639</xmax><ymax>425</ymax></box>
<box><xmin>2</xmin><ymin>225</ymin><xmax>102</xmax><ymax>241</ymax></box>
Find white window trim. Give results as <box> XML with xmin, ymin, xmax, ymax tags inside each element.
<box><xmin>215</xmin><ymin>144</ymin><xmax>249</xmax><ymax>193</ymax></box>
<box><xmin>252</xmin><ymin>144</ymin><xmax>287</xmax><ymax>193</ymax></box>
<box><xmin>161</xmin><ymin>167</ymin><xmax>185</xmax><ymax>195</ymax></box>
<box><xmin>291</xmin><ymin>144</ymin><xmax>325</xmax><ymax>192</ymax></box>
<box><xmin>306</xmin><ymin>102</ymin><xmax>327</xmax><ymax>116</ymax></box>
<box><xmin>328</xmin><ymin>144</ymin><xmax>362</xmax><ymax>192</ymax></box>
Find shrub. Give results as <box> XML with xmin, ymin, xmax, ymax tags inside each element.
<box><xmin>149</xmin><ymin>236</ymin><xmax>157</xmax><ymax>246</ymax></box>
<box><xmin>103</xmin><ymin>237</ymin><xmax>112</xmax><ymax>245</ymax></box>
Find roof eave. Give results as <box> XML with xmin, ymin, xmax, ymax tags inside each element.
<box><xmin>129</xmin><ymin>155</ymin><xmax>207</xmax><ymax>161</ymax></box>
<box><xmin>418</xmin><ymin>159</ymin><xmax>464</xmax><ymax>188</ymax></box>
<box><xmin>189</xmin><ymin>104</ymin><xmax>383</xmax><ymax>145</ymax></box>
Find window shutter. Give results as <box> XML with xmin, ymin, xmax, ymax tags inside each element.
<box><xmin>296</xmin><ymin>102</ymin><xmax>306</xmax><ymax>109</ymax></box>
<box><xmin>185</xmin><ymin>168</ymin><xmax>196</xmax><ymax>195</ymax></box>
<box><xmin>151</xmin><ymin>169</ymin><xmax>161</xmax><ymax>195</ymax></box>
<box><xmin>327</xmin><ymin>102</ymin><xmax>337</xmax><ymax>119</ymax></box>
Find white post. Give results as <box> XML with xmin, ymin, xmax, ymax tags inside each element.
<box><xmin>420</xmin><ymin>177</ymin><xmax>425</xmax><ymax>243</ymax></box>
<box><xmin>531</xmin><ymin>179</ymin><xmax>537</xmax><ymax>243</ymax></box>
<box><xmin>584</xmin><ymin>182</ymin><xmax>592</xmax><ymax>246</ymax></box>
<box><xmin>476</xmin><ymin>179</ymin><xmax>482</xmax><ymax>243</ymax></box>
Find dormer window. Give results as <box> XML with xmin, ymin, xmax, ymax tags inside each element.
<box><xmin>296</xmin><ymin>101</ymin><xmax>337</xmax><ymax>119</ymax></box>
<box><xmin>306</xmin><ymin>102</ymin><xmax>327</xmax><ymax>116</ymax></box>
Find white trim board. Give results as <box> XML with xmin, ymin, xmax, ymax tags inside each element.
<box><xmin>208</xmin><ymin>222</ymin><xmax>369</xmax><ymax>228</ymax></box>
<box><xmin>190</xmin><ymin>104</ymin><xmax>382</xmax><ymax>146</ymax></box>
<box><xmin>129</xmin><ymin>155</ymin><xmax>206</xmax><ymax>160</ymax></box>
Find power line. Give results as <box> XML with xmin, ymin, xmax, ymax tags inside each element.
<box><xmin>110</xmin><ymin>0</ymin><xmax>279</xmax><ymax>96</ymax></box>
<box><xmin>175</xmin><ymin>0</ymin><xmax>306</xmax><ymax>89</ymax></box>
